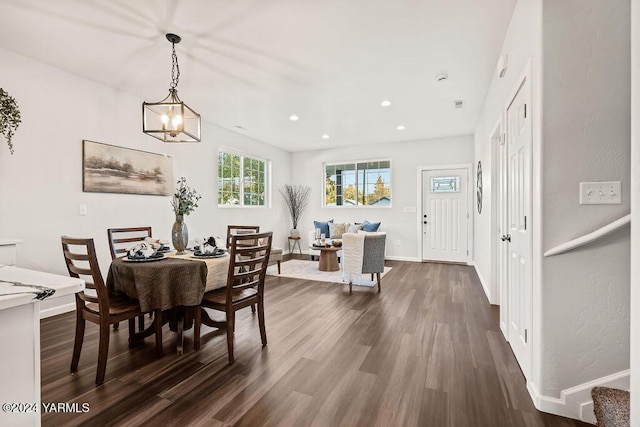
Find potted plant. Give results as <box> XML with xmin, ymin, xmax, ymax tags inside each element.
<box><xmin>170</xmin><ymin>177</ymin><xmax>201</xmax><ymax>254</ymax></box>
<box><xmin>279</xmin><ymin>184</ymin><xmax>311</xmax><ymax>238</ymax></box>
<box><xmin>0</xmin><ymin>88</ymin><xmax>22</xmax><ymax>154</ymax></box>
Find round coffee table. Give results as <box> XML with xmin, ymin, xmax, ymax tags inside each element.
<box><xmin>312</xmin><ymin>246</ymin><xmax>341</xmax><ymax>272</ymax></box>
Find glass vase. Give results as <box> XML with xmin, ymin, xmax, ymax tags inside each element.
<box><xmin>172</xmin><ymin>214</ymin><xmax>189</xmax><ymax>255</ymax></box>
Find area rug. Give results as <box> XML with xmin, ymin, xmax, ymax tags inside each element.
<box><xmin>266</xmin><ymin>259</ymin><xmax>392</xmax><ymax>287</ymax></box>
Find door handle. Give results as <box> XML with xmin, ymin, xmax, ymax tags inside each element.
<box><xmin>423</xmin><ymin>221</ymin><xmax>428</xmax><ymax>224</ymax></box>
<box><xmin>501</xmin><ymin>234</ymin><xmax>511</xmax><ymax>242</ymax></box>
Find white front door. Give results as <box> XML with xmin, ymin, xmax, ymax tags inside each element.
<box><xmin>422</xmin><ymin>168</ymin><xmax>469</xmax><ymax>263</ymax></box>
<box><xmin>505</xmin><ymin>76</ymin><xmax>532</xmax><ymax>377</ymax></box>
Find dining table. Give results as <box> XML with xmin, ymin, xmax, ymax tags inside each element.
<box><xmin>106</xmin><ymin>250</ymin><xmax>230</xmax><ymax>354</ymax></box>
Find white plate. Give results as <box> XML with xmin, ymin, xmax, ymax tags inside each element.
<box><xmin>192</xmin><ymin>252</ymin><xmax>227</xmax><ymax>259</ymax></box>
<box><xmin>122</xmin><ymin>254</ymin><xmax>167</xmax><ymax>262</ymax></box>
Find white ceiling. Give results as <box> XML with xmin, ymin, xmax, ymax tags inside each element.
<box><xmin>0</xmin><ymin>0</ymin><xmax>516</xmax><ymax>152</ymax></box>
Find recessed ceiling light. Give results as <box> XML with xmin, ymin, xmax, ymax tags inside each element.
<box><xmin>289</xmin><ymin>114</ymin><xmax>299</xmax><ymax>121</ymax></box>
<box><xmin>380</xmin><ymin>100</ymin><xmax>392</xmax><ymax>107</ymax></box>
<box><xmin>396</xmin><ymin>125</ymin><xmax>406</xmax><ymax>131</ymax></box>
<box><xmin>322</xmin><ymin>134</ymin><xmax>330</xmax><ymax>139</ymax></box>
<box><xmin>235</xmin><ymin>125</ymin><xmax>246</xmax><ymax>130</ymax></box>
<box><xmin>453</xmin><ymin>100</ymin><xmax>463</xmax><ymax>109</ymax></box>
<box><xmin>435</xmin><ymin>73</ymin><xmax>448</xmax><ymax>83</ymax></box>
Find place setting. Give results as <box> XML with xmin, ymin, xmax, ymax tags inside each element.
<box><xmin>191</xmin><ymin>236</ymin><xmax>227</xmax><ymax>259</ymax></box>
<box><xmin>122</xmin><ymin>239</ymin><xmax>171</xmax><ymax>262</ymax></box>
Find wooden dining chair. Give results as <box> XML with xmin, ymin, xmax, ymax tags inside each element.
<box><xmin>107</xmin><ymin>226</ymin><xmax>153</xmax><ymax>331</ymax></box>
<box><xmin>194</xmin><ymin>231</ymin><xmax>273</xmax><ymax>364</ymax></box>
<box><xmin>227</xmin><ymin>225</ymin><xmax>282</xmax><ymax>274</ymax></box>
<box><xmin>107</xmin><ymin>226</ymin><xmax>153</xmax><ymax>259</ymax></box>
<box><xmin>61</xmin><ymin>236</ymin><xmax>160</xmax><ymax>385</ymax></box>
<box><xmin>226</xmin><ymin>225</ymin><xmax>260</xmax><ymax>249</ymax></box>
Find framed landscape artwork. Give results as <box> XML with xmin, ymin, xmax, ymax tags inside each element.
<box><xmin>82</xmin><ymin>140</ymin><xmax>173</xmax><ymax>196</ymax></box>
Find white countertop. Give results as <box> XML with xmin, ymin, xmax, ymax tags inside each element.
<box><xmin>0</xmin><ymin>265</ymin><xmax>84</xmax><ymax>310</ymax></box>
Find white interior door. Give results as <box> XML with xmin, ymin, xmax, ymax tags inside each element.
<box><xmin>422</xmin><ymin>168</ymin><xmax>469</xmax><ymax>263</ymax></box>
<box><xmin>505</xmin><ymin>77</ymin><xmax>532</xmax><ymax>377</ymax></box>
<box><xmin>498</xmin><ymin>131</ymin><xmax>509</xmax><ymax>337</ymax></box>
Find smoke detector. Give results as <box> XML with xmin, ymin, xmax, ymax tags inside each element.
<box><xmin>435</xmin><ymin>73</ymin><xmax>448</xmax><ymax>83</ymax></box>
<box><xmin>453</xmin><ymin>100</ymin><xmax>463</xmax><ymax>109</ymax></box>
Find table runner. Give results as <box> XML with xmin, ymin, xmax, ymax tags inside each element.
<box><xmin>166</xmin><ymin>252</ymin><xmax>230</xmax><ymax>292</ymax></box>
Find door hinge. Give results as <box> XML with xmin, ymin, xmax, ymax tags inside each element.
<box><xmin>501</xmin><ymin>133</ymin><xmax>506</xmax><ymax>145</ymax></box>
<box><xmin>524</xmin><ymin>104</ymin><xmax>527</xmax><ymax>118</ymax></box>
<box><xmin>524</xmin><ymin>216</ymin><xmax>527</xmax><ymax>230</ymax></box>
<box><xmin>524</xmin><ymin>329</ymin><xmax>528</xmax><ymax>343</ymax></box>
<box><xmin>467</xmin><ymin>250</ymin><xmax>469</xmax><ymax>256</ymax></box>
<box><xmin>467</xmin><ymin>213</ymin><xmax>469</xmax><ymax>219</ymax></box>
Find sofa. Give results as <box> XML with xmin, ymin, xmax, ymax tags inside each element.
<box><xmin>308</xmin><ymin>220</ymin><xmax>382</xmax><ymax>260</ymax></box>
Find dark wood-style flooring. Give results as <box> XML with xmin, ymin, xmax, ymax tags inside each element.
<box><xmin>40</xmin><ymin>260</ymin><xmax>589</xmax><ymax>426</ymax></box>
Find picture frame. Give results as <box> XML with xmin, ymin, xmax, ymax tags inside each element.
<box><xmin>82</xmin><ymin>140</ymin><xmax>173</xmax><ymax>196</ymax></box>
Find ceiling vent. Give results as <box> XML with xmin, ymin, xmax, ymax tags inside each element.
<box><xmin>453</xmin><ymin>100</ymin><xmax>463</xmax><ymax>109</ymax></box>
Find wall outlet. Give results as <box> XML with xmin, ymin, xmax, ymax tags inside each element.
<box><xmin>78</xmin><ymin>204</ymin><xmax>88</xmax><ymax>216</ymax></box>
<box><xmin>403</xmin><ymin>207</ymin><xmax>417</xmax><ymax>213</ymax></box>
<box><xmin>579</xmin><ymin>181</ymin><xmax>622</xmax><ymax>205</ymax></box>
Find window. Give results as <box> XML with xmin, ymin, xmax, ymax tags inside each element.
<box><xmin>324</xmin><ymin>160</ymin><xmax>391</xmax><ymax>207</ymax></box>
<box><xmin>430</xmin><ymin>176</ymin><xmax>460</xmax><ymax>193</ymax></box>
<box><xmin>217</xmin><ymin>150</ymin><xmax>267</xmax><ymax>206</ymax></box>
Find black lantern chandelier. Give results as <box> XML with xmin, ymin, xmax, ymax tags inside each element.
<box><xmin>143</xmin><ymin>33</ymin><xmax>201</xmax><ymax>142</ymax></box>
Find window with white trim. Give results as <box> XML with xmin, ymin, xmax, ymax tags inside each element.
<box><xmin>324</xmin><ymin>160</ymin><xmax>391</xmax><ymax>207</ymax></box>
<box><xmin>217</xmin><ymin>150</ymin><xmax>267</xmax><ymax>206</ymax></box>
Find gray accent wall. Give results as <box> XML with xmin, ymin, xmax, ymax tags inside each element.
<box><xmin>541</xmin><ymin>0</ymin><xmax>630</xmax><ymax>396</ymax></box>
<box><xmin>474</xmin><ymin>0</ymin><xmax>631</xmax><ymax>413</ymax></box>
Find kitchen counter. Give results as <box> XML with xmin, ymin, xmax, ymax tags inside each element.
<box><xmin>0</xmin><ymin>265</ymin><xmax>84</xmax><ymax>426</ymax></box>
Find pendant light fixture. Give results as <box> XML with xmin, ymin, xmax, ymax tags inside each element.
<box><xmin>143</xmin><ymin>33</ymin><xmax>201</xmax><ymax>142</ymax></box>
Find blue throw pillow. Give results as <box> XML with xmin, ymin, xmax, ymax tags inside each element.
<box><xmin>313</xmin><ymin>219</ymin><xmax>333</xmax><ymax>236</ymax></box>
<box><xmin>361</xmin><ymin>220</ymin><xmax>381</xmax><ymax>232</ymax></box>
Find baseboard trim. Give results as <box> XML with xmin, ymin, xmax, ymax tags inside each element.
<box><xmin>527</xmin><ymin>370</ymin><xmax>630</xmax><ymax>423</ymax></box>
<box><xmin>384</xmin><ymin>255</ymin><xmax>421</xmax><ymax>262</ymax></box>
<box><xmin>472</xmin><ymin>263</ymin><xmax>492</xmax><ymax>304</ymax></box>
<box><xmin>40</xmin><ymin>302</ymin><xmax>75</xmax><ymax>319</ymax></box>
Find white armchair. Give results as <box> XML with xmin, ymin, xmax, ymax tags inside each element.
<box><xmin>341</xmin><ymin>232</ymin><xmax>386</xmax><ymax>293</ymax></box>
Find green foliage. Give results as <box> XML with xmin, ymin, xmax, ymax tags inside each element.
<box><xmin>171</xmin><ymin>177</ymin><xmax>201</xmax><ymax>216</ymax></box>
<box><xmin>325</xmin><ymin>176</ymin><xmax>336</xmax><ymax>204</ymax></box>
<box><xmin>217</xmin><ymin>151</ymin><xmax>266</xmax><ymax>206</ymax></box>
<box><xmin>0</xmin><ymin>88</ymin><xmax>22</xmax><ymax>154</ymax></box>
<box><xmin>366</xmin><ymin>175</ymin><xmax>391</xmax><ymax>205</ymax></box>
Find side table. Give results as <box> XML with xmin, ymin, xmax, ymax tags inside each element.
<box><xmin>288</xmin><ymin>236</ymin><xmax>302</xmax><ymax>255</ymax></box>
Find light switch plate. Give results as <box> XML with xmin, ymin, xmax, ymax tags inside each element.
<box><xmin>579</xmin><ymin>181</ymin><xmax>622</xmax><ymax>204</ymax></box>
<box><xmin>78</xmin><ymin>204</ymin><xmax>88</xmax><ymax>216</ymax></box>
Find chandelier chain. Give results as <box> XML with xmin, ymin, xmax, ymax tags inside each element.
<box><xmin>170</xmin><ymin>42</ymin><xmax>180</xmax><ymax>90</ymax></box>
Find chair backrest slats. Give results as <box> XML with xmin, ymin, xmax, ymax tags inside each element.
<box><xmin>61</xmin><ymin>236</ymin><xmax>109</xmax><ymax>311</ymax></box>
<box><xmin>226</xmin><ymin>225</ymin><xmax>260</xmax><ymax>249</ymax></box>
<box><xmin>107</xmin><ymin>227</ymin><xmax>152</xmax><ymax>260</ymax></box>
<box><xmin>226</xmin><ymin>231</ymin><xmax>272</xmax><ymax>302</ymax></box>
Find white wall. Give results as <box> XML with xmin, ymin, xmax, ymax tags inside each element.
<box><xmin>473</xmin><ymin>0</ymin><xmax>543</xmax><ymax>306</ymax></box>
<box><xmin>289</xmin><ymin>135</ymin><xmax>474</xmax><ymax>261</ymax></box>
<box><xmin>541</xmin><ymin>0</ymin><xmax>630</xmax><ymax>397</ymax></box>
<box><xmin>0</xmin><ymin>47</ymin><xmax>291</xmax><ymax>316</ymax></box>
<box><xmin>630</xmin><ymin>0</ymin><xmax>640</xmax><ymax>423</ymax></box>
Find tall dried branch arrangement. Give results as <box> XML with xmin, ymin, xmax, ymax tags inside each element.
<box><xmin>279</xmin><ymin>184</ymin><xmax>311</xmax><ymax>229</ymax></box>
